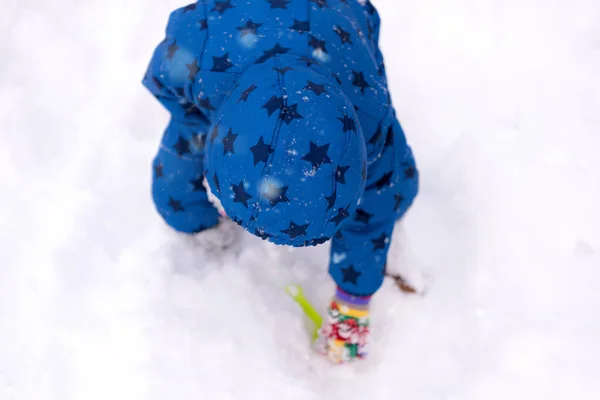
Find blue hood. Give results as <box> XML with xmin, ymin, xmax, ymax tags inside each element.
<box><xmin>204</xmin><ymin>54</ymin><xmax>367</xmax><ymax>247</ymax></box>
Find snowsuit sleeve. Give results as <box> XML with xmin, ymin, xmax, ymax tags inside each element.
<box><xmin>328</xmin><ymin>114</ymin><xmax>418</xmax><ymax>296</ymax></box>
<box><xmin>142</xmin><ymin>4</ymin><xmax>220</xmax><ymax>234</ymax></box>
<box><xmin>328</xmin><ymin>1</ymin><xmax>419</xmax><ymax>297</ymax></box>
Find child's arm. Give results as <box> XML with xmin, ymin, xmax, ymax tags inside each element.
<box><xmin>328</xmin><ymin>116</ymin><xmax>418</xmax><ymax>297</ymax></box>
<box><xmin>142</xmin><ymin>4</ymin><xmax>220</xmax><ymax>233</ymax></box>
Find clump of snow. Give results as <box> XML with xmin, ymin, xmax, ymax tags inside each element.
<box><xmin>312</xmin><ymin>49</ymin><xmax>330</xmax><ymax>63</ymax></box>
<box><xmin>332</xmin><ymin>252</ymin><xmax>348</xmax><ymax>264</ymax></box>
<box><xmin>238</xmin><ymin>33</ymin><xmax>259</xmax><ymax>49</ymax></box>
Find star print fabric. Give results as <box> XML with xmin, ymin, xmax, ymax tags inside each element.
<box><xmin>142</xmin><ymin>0</ymin><xmax>419</xmax><ymax>296</ymax></box>
<box><xmin>203</xmin><ymin>55</ymin><xmax>367</xmax><ymax>248</ymax></box>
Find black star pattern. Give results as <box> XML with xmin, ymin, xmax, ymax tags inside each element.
<box><xmin>250</xmin><ymin>136</ymin><xmax>273</xmax><ymax>166</ymax></box>
<box><xmin>361</xmin><ymin>162</ymin><xmax>367</xmax><ymax>181</ymax></box>
<box><xmin>368</xmin><ymin>124</ymin><xmax>382</xmax><ymax>145</ymax></box>
<box><xmin>281</xmin><ymin>221</ymin><xmax>309</xmax><ymax>239</ymax></box>
<box><xmin>231</xmin><ymin>181</ymin><xmax>253</xmax><ymax>208</ymax></box>
<box><xmin>211</xmin><ymin>53</ymin><xmax>234</xmax><ymax>72</ymax></box>
<box><xmin>311</xmin><ymin>0</ymin><xmax>328</xmax><ymax>8</ymax></box>
<box><xmin>197</xmin><ymin>96</ymin><xmax>216</xmax><ymax>111</ymax></box>
<box><xmin>268</xmin><ymin>0</ymin><xmax>291</xmax><ymax>9</ymax></box>
<box><xmin>364</xmin><ymin>0</ymin><xmax>377</xmax><ymax>15</ymax></box>
<box><xmin>199</xmin><ymin>19</ymin><xmax>208</xmax><ymax>30</ymax></box>
<box><xmin>196</xmin><ymin>108</ymin><xmax>211</xmax><ymax>125</ymax></box>
<box><xmin>262</xmin><ymin>184</ymin><xmax>290</xmax><ymax>206</ymax></box>
<box><xmin>183</xmin><ymin>4</ymin><xmax>196</xmax><ymax>12</ymax></box>
<box><xmin>167</xmin><ymin>42</ymin><xmax>179</xmax><ymax>60</ymax></box>
<box><xmin>238</xmin><ymin>83</ymin><xmax>257</xmax><ymax>103</ymax></box>
<box><xmin>262</xmin><ymin>95</ymin><xmax>283</xmax><ymax>116</ymax></box>
<box><xmin>341</xmin><ymin>265</ymin><xmax>361</xmax><ymax>285</ymax></box>
<box><xmin>338</xmin><ymin>114</ymin><xmax>356</xmax><ymax>133</ymax></box>
<box><xmin>329</xmin><ymin>206</ymin><xmax>350</xmax><ymax>226</ymax></box>
<box><xmin>325</xmin><ymin>191</ymin><xmax>336</xmax><ymax>211</ymax></box>
<box><xmin>169</xmin><ymin>197</ymin><xmax>185</xmax><ymax>212</ymax></box>
<box><xmin>280</xmin><ymin>104</ymin><xmax>304</xmax><ymax>125</ymax></box>
<box><xmin>255</xmin><ymin>43</ymin><xmax>291</xmax><ymax>64</ymax></box>
<box><xmin>301</xmin><ymin>141</ymin><xmax>332</xmax><ymax>170</ymax></box>
<box><xmin>367</xmin><ymin>20</ymin><xmax>374</xmax><ymax>41</ymax></box>
<box><xmin>385</xmin><ymin>125</ymin><xmax>394</xmax><ymax>147</ymax></box>
<box><xmin>336</xmin><ymin>165</ymin><xmax>350</xmax><ymax>184</ymax></box>
<box><xmin>173</xmin><ymin>136</ymin><xmax>191</xmax><ymax>156</ymax></box>
<box><xmin>306</xmin><ymin>237</ymin><xmax>330</xmax><ymax>246</ymax></box>
<box><xmin>366</xmin><ymin>171</ymin><xmax>393</xmax><ymax>191</ymax></box>
<box><xmin>211</xmin><ymin>0</ymin><xmax>234</xmax><ymax>15</ymax></box>
<box><xmin>222</xmin><ymin>128</ymin><xmax>238</xmax><ymax>155</ymax></box>
<box><xmin>372</xmin><ymin>233</ymin><xmax>388</xmax><ymax>250</ymax></box>
<box><xmin>300</xmin><ymin>56</ymin><xmax>316</xmax><ymax>67</ymax></box>
<box><xmin>186</xmin><ymin>59</ymin><xmax>200</xmax><ymax>79</ymax></box>
<box><xmin>394</xmin><ymin>194</ymin><xmax>405</xmax><ymax>211</ymax></box>
<box><xmin>352</xmin><ymin>70</ymin><xmax>370</xmax><ymax>94</ymax></box>
<box><xmin>309</xmin><ymin>35</ymin><xmax>327</xmax><ymax>53</ymax></box>
<box><xmin>198</xmin><ymin>134</ymin><xmax>207</xmax><ymax>149</ymax></box>
<box><xmin>213</xmin><ymin>173</ymin><xmax>221</xmax><ymax>194</ymax></box>
<box><xmin>173</xmin><ymin>87</ymin><xmax>185</xmax><ymax>98</ymax></box>
<box><xmin>305</xmin><ymin>80</ymin><xmax>326</xmax><ymax>95</ymax></box>
<box><xmin>290</xmin><ymin>19</ymin><xmax>310</xmax><ymax>34</ymax></box>
<box><xmin>237</xmin><ymin>20</ymin><xmax>262</xmax><ymax>37</ymax></box>
<box><xmin>355</xmin><ymin>208</ymin><xmax>374</xmax><ymax>224</ymax></box>
<box><xmin>151</xmin><ymin>76</ymin><xmax>164</xmax><ymax>91</ymax></box>
<box><xmin>153</xmin><ymin>163</ymin><xmax>164</xmax><ymax>178</ymax></box>
<box><xmin>182</xmin><ymin>102</ymin><xmax>200</xmax><ymax>117</ymax></box>
<box><xmin>333</xmin><ymin>26</ymin><xmax>352</xmax><ymax>44</ymax></box>
<box><xmin>404</xmin><ymin>165</ymin><xmax>417</xmax><ymax>179</ymax></box>
<box><xmin>255</xmin><ymin>228</ymin><xmax>272</xmax><ymax>240</ymax></box>
<box><xmin>187</xmin><ymin>105</ymin><xmax>206</xmax><ymax>122</ymax></box>
<box><xmin>210</xmin><ymin>122</ymin><xmax>220</xmax><ymax>144</ymax></box>
<box><xmin>332</xmin><ymin>73</ymin><xmax>342</xmax><ymax>85</ymax></box>
<box><xmin>274</xmin><ymin>66</ymin><xmax>294</xmax><ymax>75</ymax></box>
<box><xmin>189</xmin><ymin>175</ymin><xmax>205</xmax><ymax>191</ymax></box>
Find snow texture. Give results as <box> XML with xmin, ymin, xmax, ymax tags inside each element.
<box><xmin>1</xmin><ymin>0</ymin><xmax>600</xmax><ymax>399</ymax></box>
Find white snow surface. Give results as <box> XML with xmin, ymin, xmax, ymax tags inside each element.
<box><xmin>2</xmin><ymin>0</ymin><xmax>600</xmax><ymax>399</ymax></box>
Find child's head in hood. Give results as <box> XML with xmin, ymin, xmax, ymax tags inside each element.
<box><xmin>205</xmin><ymin>54</ymin><xmax>367</xmax><ymax>247</ymax></box>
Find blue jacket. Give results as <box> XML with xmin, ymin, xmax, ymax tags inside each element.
<box><xmin>143</xmin><ymin>0</ymin><xmax>418</xmax><ymax>296</ymax></box>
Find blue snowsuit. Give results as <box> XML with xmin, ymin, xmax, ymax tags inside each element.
<box><xmin>143</xmin><ymin>0</ymin><xmax>418</xmax><ymax>296</ymax></box>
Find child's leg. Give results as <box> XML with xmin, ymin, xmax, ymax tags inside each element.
<box><xmin>142</xmin><ymin>21</ymin><xmax>220</xmax><ymax>235</ymax></box>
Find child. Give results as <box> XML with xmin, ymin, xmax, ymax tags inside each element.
<box><xmin>142</xmin><ymin>0</ymin><xmax>418</xmax><ymax>364</ymax></box>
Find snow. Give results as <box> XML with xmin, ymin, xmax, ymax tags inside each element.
<box><xmin>1</xmin><ymin>0</ymin><xmax>600</xmax><ymax>399</ymax></box>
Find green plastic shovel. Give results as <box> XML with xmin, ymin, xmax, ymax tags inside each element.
<box><xmin>284</xmin><ymin>284</ymin><xmax>324</xmax><ymax>341</ymax></box>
